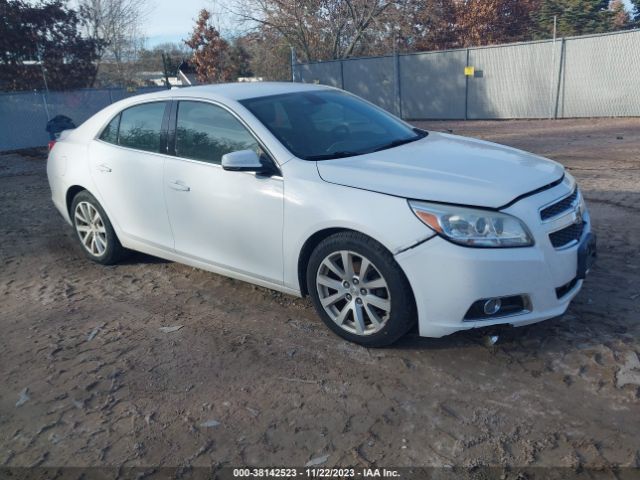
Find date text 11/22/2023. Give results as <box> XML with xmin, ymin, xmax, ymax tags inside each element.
<box><xmin>231</xmin><ymin>467</ymin><xmax>401</xmax><ymax>478</ymax></box>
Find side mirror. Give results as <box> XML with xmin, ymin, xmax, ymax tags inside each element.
<box><xmin>222</xmin><ymin>150</ymin><xmax>270</xmax><ymax>173</ymax></box>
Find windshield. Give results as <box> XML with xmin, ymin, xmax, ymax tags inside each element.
<box><xmin>240</xmin><ymin>90</ymin><xmax>426</xmax><ymax>160</ymax></box>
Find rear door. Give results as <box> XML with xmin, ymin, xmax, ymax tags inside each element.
<box><xmin>163</xmin><ymin>100</ymin><xmax>284</xmax><ymax>284</ymax></box>
<box><xmin>89</xmin><ymin>101</ymin><xmax>174</xmax><ymax>250</ymax></box>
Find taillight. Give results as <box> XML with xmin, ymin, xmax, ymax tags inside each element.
<box><xmin>48</xmin><ymin>140</ymin><xmax>56</xmax><ymax>152</ymax></box>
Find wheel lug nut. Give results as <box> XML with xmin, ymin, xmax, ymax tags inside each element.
<box><xmin>353</xmin><ymin>278</ymin><xmax>359</xmax><ymax>285</ymax></box>
<box><xmin>356</xmin><ymin>298</ymin><xmax>363</xmax><ymax>304</ymax></box>
<box><xmin>346</xmin><ymin>294</ymin><xmax>352</xmax><ymax>301</ymax></box>
<box><xmin>360</xmin><ymin>288</ymin><xmax>367</xmax><ymax>295</ymax></box>
<box><xmin>343</xmin><ymin>281</ymin><xmax>350</xmax><ymax>288</ymax></box>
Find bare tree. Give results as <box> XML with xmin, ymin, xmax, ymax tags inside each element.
<box><xmin>455</xmin><ymin>0</ymin><xmax>540</xmax><ymax>47</ymax></box>
<box><xmin>239</xmin><ymin>29</ymin><xmax>292</xmax><ymax>80</ymax></box>
<box><xmin>383</xmin><ymin>0</ymin><xmax>458</xmax><ymax>52</ymax></box>
<box><xmin>609</xmin><ymin>0</ymin><xmax>631</xmax><ymax>29</ymax></box>
<box><xmin>78</xmin><ymin>0</ymin><xmax>150</xmax><ymax>85</ymax></box>
<box><xmin>230</xmin><ymin>0</ymin><xmax>398</xmax><ymax>62</ymax></box>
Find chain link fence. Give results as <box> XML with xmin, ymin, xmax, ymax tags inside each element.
<box><xmin>0</xmin><ymin>86</ymin><xmax>165</xmax><ymax>152</ymax></box>
<box><xmin>293</xmin><ymin>29</ymin><xmax>640</xmax><ymax>120</ymax></box>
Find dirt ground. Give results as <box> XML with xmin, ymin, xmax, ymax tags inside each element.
<box><xmin>1</xmin><ymin>118</ymin><xmax>639</xmax><ymax>473</ymax></box>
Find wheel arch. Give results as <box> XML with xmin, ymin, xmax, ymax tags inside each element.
<box><xmin>299</xmin><ymin>227</ymin><xmax>419</xmax><ymax>345</ymax></box>
<box><xmin>65</xmin><ymin>185</ymin><xmax>88</xmax><ymax>217</ymax></box>
<box><xmin>297</xmin><ymin>227</ymin><xmax>402</xmax><ymax>297</ymax></box>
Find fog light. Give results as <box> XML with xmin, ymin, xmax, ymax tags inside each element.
<box><xmin>483</xmin><ymin>298</ymin><xmax>502</xmax><ymax>315</ymax></box>
<box><xmin>464</xmin><ymin>295</ymin><xmax>531</xmax><ymax>322</ymax></box>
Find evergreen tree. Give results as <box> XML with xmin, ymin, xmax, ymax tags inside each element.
<box><xmin>630</xmin><ymin>0</ymin><xmax>640</xmax><ymax>25</ymax></box>
<box><xmin>228</xmin><ymin>38</ymin><xmax>253</xmax><ymax>79</ymax></box>
<box><xmin>0</xmin><ymin>0</ymin><xmax>102</xmax><ymax>91</ymax></box>
<box><xmin>534</xmin><ymin>0</ymin><xmax>614</xmax><ymax>37</ymax></box>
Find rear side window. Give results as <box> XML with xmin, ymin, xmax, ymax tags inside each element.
<box><xmin>99</xmin><ymin>114</ymin><xmax>120</xmax><ymax>144</ymax></box>
<box><xmin>118</xmin><ymin>102</ymin><xmax>166</xmax><ymax>153</ymax></box>
<box><xmin>175</xmin><ymin>101</ymin><xmax>258</xmax><ymax>164</ymax></box>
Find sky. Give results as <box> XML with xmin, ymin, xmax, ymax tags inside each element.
<box><xmin>145</xmin><ymin>0</ymin><xmax>237</xmax><ymax>47</ymax></box>
<box><xmin>143</xmin><ymin>0</ymin><xmax>636</xmax><ymax>47</ymax></box>
<box><xmin>64</xmin><ymin>0</ymin><xmax>236</xmax><ymax>47</ymax></box>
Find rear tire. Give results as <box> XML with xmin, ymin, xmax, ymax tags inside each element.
<box><xmin>70</xmin><ymin>190</ymin><xmax>126</xmax><ymax>265</ymax></box>
<box><xmin>306</xmin><ymin>231</ymin><xmax>417</xmax><ymax>347</ymax></box>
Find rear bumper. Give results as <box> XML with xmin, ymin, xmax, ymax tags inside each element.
<box><xmin>396</xmin><ymin>230</ymin><xmax>588</xmax><ymax>338</ymax></box>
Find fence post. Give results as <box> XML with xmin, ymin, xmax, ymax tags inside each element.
<box><xmin>394</xmin><ymin>52</ymin><xmax>402</xmax><ymax>118</ymax></box>
<box><xmin>340</xmin><ymin>60</ymin><xmax>345</xmax><ymax>90</ymax></box>
<box><xmin>464</xmin><ymin>48</ymin><xmax>470</xmax><ymax>120</ymax></box>
<box><xmin>290</xmin><ymin>47</ymin><xmax>297</xmax><ymax>82</ymax></box>
<box><xmin>547</xmin><ymin>17</ymin><xmax>557</xmax><ymax>119</ymax></box>
<box><xmin>41</xmin><ymin>92</ymin><xmax>50</xmax><ymax>121</ymax></box>
<box><xmin>553</xmin><ymin>38</ymin><xmax>566</xmax><ymax>119</ymax></box>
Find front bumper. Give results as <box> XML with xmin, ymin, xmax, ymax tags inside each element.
<box><xmin>396</xmin><ymin>180</ymin><xmax>594</xmax><ymax>338</ymax></box>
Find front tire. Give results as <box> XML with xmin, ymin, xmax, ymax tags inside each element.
<box><xmin>306</xmin><ymin>232</ymin><xmax>417</xmax><ymax>347</ymax></box>
<box><xmin>71</xmin><ymin>191</ymin><xmax>125</xmax><ymax>265</ymax></box>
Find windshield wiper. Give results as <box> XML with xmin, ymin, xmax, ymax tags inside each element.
<box><xmin>371</xmin><ymin>131</ymin><xmax>427</xmax><ymax>153</ymax></box>
<box><xmin>305</xmin><ymin>129</ymin><xmax>428</xmax><ymax>160</ymax></box>
<box><xmin>306</xmin><ymin>151</ymin><xmax>361</xmax><ymax>160</ymax></box>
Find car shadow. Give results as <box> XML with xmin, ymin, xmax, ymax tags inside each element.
<box><xmin>390</xmin><ymin>323</ymin><xmax>526</xmax><ymax>351</ymax></box>
<box><xmin>387</xmin><ymin>304</ymin><xmax>631</xmax><ymax>358</ymax></box>
<box><xmin>118</xmin><ymin>251</ymin><xmax>170</xmax><ymax>266</ymax></box>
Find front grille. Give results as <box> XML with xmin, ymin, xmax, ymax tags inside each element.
<box><xmin>556</xmin><ymin>277</ymin><xmax>578</xmax><ymax>299</ymax></box>
<box><xmin>540</xmin><ymin>189</ymin><xmax>578</xmax><ymax>221</ymax></box>
<box><xmin>549</xmin><ymin>222</ymin><xmax>585</xmax><ymax>248</ymax></box>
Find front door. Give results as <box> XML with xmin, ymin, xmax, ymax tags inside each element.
<box><xmin>163</xmin><ymin>100</ymin><xmax>284</xmax><ymax>284</ymax></box>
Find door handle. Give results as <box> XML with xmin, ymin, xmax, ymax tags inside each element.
<box><xmin>97</xmin><ymin>163</ymin><xmax>112</xmax><ymax>173</ymax></box>
<box><xmin>169</xmin><ymin>181</ymin><xmax>190</xmax><ymax>192</ymax></box>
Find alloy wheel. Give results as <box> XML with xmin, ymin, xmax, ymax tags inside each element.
<box><xmin>74</xmin><ymin>201</ymin><xmax>108</xmax><ymax>257</ymax></box>
<box><xmin>316</xmin><ymin>250</ymin><xmax>391</xmax><ymax>336</ymax></box>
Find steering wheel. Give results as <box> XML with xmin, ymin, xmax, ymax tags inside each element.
<box><xmin>325</xmin><ymin>124</ymin><xmax>351</xmax><ymax>152</ymax></box>
<box><xmin>330</xmin><ymin>124</ymin><xmax>350</xmax><ymax>139</ymax></box>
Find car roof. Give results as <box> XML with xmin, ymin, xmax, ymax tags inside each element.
<box><xmin>148</xmin><ymin>81</ymin><xmax>335</xmax><ymax>102</ymax></box>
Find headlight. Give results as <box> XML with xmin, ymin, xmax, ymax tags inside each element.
<box><xmin>409</xmin><ymin>200</ymin><xmax>534</xmax><ymax>248</ymax></box>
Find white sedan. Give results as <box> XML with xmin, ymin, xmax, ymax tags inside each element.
<box><xmin>47</xmin><ymin>82</ymin><xmax>596</xmax><ymax>346</ymax></box>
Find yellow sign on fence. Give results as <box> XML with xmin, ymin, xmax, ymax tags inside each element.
<box><xmin>464</xmin><ymin>66</ymin><xmax>475</xmax><ymax>76</ymax></box>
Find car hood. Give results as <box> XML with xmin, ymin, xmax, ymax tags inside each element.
<box><xmin>316</xmin><ymin>132</ymin><xmax>564</xmax><ymax>209</ymax></box>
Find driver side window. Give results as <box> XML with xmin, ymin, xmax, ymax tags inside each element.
<box><xmin>175</xmin><ymin>101</ymin><xmax>259</xmax><ymax>165</ymax></box>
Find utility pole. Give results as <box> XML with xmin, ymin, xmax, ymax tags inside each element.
<box><xmin>162</xmin><ymin>52</ymin><xmax>171</xmax><ymax>89</ymax></box>
<box><xmin>37</xmin><ymin>46</ymin><xmax>50</xmax><ymax>121</ymax></box>
<box><xmin>36</xmin><ymin>48</ymin><xmax>49</xmax><ymax>95</ymax></box>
